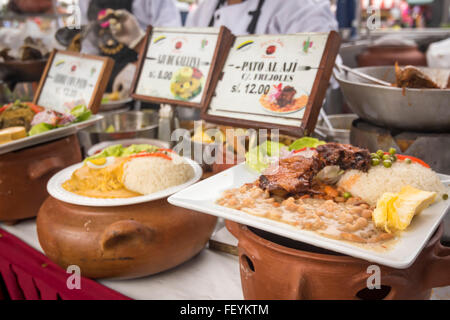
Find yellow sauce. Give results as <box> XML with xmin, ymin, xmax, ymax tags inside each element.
<box><xmin>62</xmin><ymin>158</ymin><xmax>141</xmax><ymax>198</ymax></box>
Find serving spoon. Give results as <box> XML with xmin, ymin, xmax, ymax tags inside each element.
<box><xmin>335</xmin><ymin>63</ymin><xmax>392</xmax><ymax>87</ymax></box>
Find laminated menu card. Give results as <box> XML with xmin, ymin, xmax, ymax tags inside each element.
<box><xmin>34</xmin><ymin>50</ymin><xmax>114</xmax><ymax>114</ymax></box>
<box><xmin>132</xmin><ymin>26</ymin><xmax>234</xmax><ymax>109</ymax></box>
<box><xmin>202</xmin><ymin>32</ymin><xmax>341</xmax><ymax>136</ymax></box>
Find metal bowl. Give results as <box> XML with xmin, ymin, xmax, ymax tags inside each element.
<box><xmin>78</xmin><ymin>111</ymin><xmax>159</xmax><ymax>154</ymax></box>
<box><xmin>316</xmin><ymin>114</ymin><xmax>358</xmax><ymax>144</ymax></box>
<box><xmin>335</xmin><ymin>66</ymin><xmax>450</xmax><ymax>132</ymax></box>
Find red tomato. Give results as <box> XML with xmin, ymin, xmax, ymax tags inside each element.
<box><xmin>391</xmin><ymin>153</ymin><xmax>430</xmax><ymax>168</ymax></box>
<box><xmin>24</xmin><ymin>102</ymin><xmax>44</xmax><ymax>114</ymax></box>
<box><xmin>266</xmin><ymin>45</ymin><xmax>276</xmax><ymax>55</ymax></box>
<box><xmin>129</xmin><ymin>152</ymin><xmax>172</xmax><ymax>161</ymax></box>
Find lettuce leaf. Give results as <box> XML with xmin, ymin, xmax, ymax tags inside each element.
<box><xmin>70</xmin><ymin>105</ymin><xmax>92</xmax><ymax>123</ymax></box>
<box><xmin>29</xmin><ymin>123</ymin><xmax>55</xmax><ymax>136</ymax></box>
<box><xmin>122</xmin><ymin>144</ymin><xmax>160</xmax><ymax>157</ymax></box>
<box><xmin>245</xmin><ymin>141</ymin><xmax>285</xmax><ymax>173</ymax></box>
<box><xmin>85</xmin><ymin>144</ymin><xmax>160</xmax><ymax>162</ymax></box>
<box><xmin>288</xmin><ymin>137</ymin><xmax>325</xmax><ymax>151</ymax></box>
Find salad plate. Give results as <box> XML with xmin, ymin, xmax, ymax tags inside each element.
<box><xmin>0</xmin><ymin>115</ymin><xmax>102</xmax><ymax>155</ymax></box>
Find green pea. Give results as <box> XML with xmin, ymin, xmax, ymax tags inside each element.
<box><xmin>389</xmin><ymin>148</ymin><xmax>396</xmax><ymax>155</ymax></box>
<box><xmin>391</xmin><ymin>155</ymin><xmax>397</xmax><ymax>162</ymax></box>
<box><xmin>376</xmin><ymin>150</ymin><xmax>384</xmax><ymax>158</ymax></box>
<box><xmin>383</xmin><ymin>159</ymin><xmax>392</xmax><ymax>168</ymax></box>
<box><xmin>371</xmin><ymin>158</ymin><xmax>380</xmax><ymax>166</ymax></box>
<box><xmin>371</xmin><ymin>153</ymin><xmax>380</xmax><ymax>159</ymax></box>
<box><xmin>343</xmin><ymin>192</ymin><xmax>352</xmax><ymax>199</ymax></box>
<box><xmin>382</xmin><ymin>154</ymin><xmax>391</xmax><ymax>161</ymax></box>
<box><xmin>405</xmin><ymin>158</ymin><xmax>412</xmax><ymax>164</ymax></box>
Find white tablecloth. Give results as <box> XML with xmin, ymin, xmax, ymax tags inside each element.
<box><xmin>0</xmin><ymin>219</ymin><xmax>243</xmax><ymax>300</ymax></box>
<box><xmin>1</xmin><ymin>220</ymin><xmax>449</xmax><ymax>300</ymax></box>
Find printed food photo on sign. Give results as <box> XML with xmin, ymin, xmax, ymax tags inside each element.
<box><xmin>170</xmin><ymin>67</ymin><xmax>204</xmax><ymax>101</ymax></box>
<box><xmin>260</xmin><ymin>83</ymin><xmax>308</xmax><ymax>114</ymax></box>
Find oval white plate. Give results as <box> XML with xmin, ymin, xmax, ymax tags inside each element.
<box><xmin>47</xmin><ymin>157</ymin><xmax>202</xmax><ymax>207</ymax></box>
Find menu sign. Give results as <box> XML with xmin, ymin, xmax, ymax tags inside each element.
<box><xmin>203</xmin><ymin>32</ymin><xmax>341</xmax><ymax>136</ymax></box>
<box><xmin>132</xmin><ymin>26</ymin><xmax>234</xmax><ymax>108</ymax></box>
<box><xmin>34</xmin><ymin>50</ymin><xmax>114</xmax><ymax>114</ymax></box>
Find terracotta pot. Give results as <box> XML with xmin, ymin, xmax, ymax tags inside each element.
<box><xmin>0</xmin><ymin>135</ymin><xmax>81</xmax><ymax>223</ymax></box>
<box><xmin>37</xmin><ymin>197</ymin><xmax>217</xmax><ymax>279</ymax></box>
<box><xmin>357</xmin><ymin>45</ymin><xmax>427</xmax><ymax>67</ymax></box>
<box><xmin>9</xmin><ymin>0</ymin><xmax>53</xmax><ymax>13</ymax></box>
<box><xmin>227</xmin><ymin>221</ymin><xmax>450</xmax><ymax>300</ymax></box>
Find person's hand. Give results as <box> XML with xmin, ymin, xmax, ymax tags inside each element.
<box><xmin>112</xmin><ymin>63</ymin><xmax>137</xmax><ymax>98</ymax></box>
<box><xmin>109</xmin><ymin>9</ymin><xmax>145</xmax><ymax>49</ymax></box>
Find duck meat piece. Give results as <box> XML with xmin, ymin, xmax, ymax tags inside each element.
<box><xmin>395</xmin><ymin>65</ymin><xmax>439</xmax><ymax>89</ymax></box>
<box><xmin>316</xmin><ymin>142</ymin><xmax>371</xmax><ymax>172</ymax></box>
<box><xmin>259</xmin><ymin>155</ymin><xmax>322</xmax><ymax>197</ymax></box>
<box><xmin>277</xmin><ymin>86</ymin><xmax>297</xmax><ymax>107</ymax></box>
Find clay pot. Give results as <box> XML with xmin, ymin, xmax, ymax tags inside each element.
<box><xmin>0</xmin><ymin>135</ymin><xmax>81</xmax><ymax>223</ymax></box>
<box><xmin>9</xmin><ymin>0</ymin><xmax>53</xmax><ymax>13</ymax></box>
<box><xmin>37</xmin><ymin>197</ymin><xmax>217</xmax><ymax>279</ymax></box>
<box><xmin>0</xmin><ymin>59</ymin><xmax>48</xmax><ymax>87</ymax></box>
<box><xmin>357</xmin><ymin>45</ymin><xmax>427</xmax><ymax>67</ymax></box>
<box><xmin>227</xmin><ymin>221</ymin><xmax>450</xmax><ymax>300</ymax></box>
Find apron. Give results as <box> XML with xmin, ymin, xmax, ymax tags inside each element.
<box><xmin>88</xmin><ymin>0</ymin><xmax>137</xmax><ymax>91</ymax></box>
<box><xmin>208</xmin><ymin>0</ymin><xmax>266</xmax><ymax>34</ymax></box>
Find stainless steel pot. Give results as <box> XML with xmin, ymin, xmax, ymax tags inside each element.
<box><xmin>335</xmin><ymin>66</ymin><xmax>450</xmax><ymax>132</ymax></box>
<box><xmin>316</xmin><ymin>114</ymin><xmax>358</xmax><ymax>144</ymax></box>
<box><xmin>78</xmin><ymin>111</ymin><xmax>159</xmax><ymax>155</ymax></box>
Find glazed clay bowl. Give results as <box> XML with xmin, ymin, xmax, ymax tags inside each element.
<box><xmin>0</xmin><ymin>59</ymin><xmax>48</xmax><ymax>85</ymax></box>
<box><xmin>227</xmin><ymin>221</ymin><xmax>450</xmax><ymax>300</ymax></box>
<box><xmin>0</xmin><ymin>134</ymin><xmax>81</xmax><ymax>223</ymax></box>
<box><xmin>37</xmin><ymin>197</ymin><xmax>217</xmax><ymax>279</ymax></box>
<box><xmin>357</xmin><ymin>45</ymin><xmax>426</xmax><ymax>67</ymax></box>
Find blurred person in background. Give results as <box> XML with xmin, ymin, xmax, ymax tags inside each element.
<box><xmin>182</xmin><ymin>0</ymin><xmax>338</xmax><ymax>118</ymax></box>
<box><xmin>78</xmin><ymin>0</ymin><xmax>182</xmax><ymax>91</ymax></box>
<box><xmin>186</xmin><ymin>0</ymin><xmax>338</xmax><ymax>35</ymax></box>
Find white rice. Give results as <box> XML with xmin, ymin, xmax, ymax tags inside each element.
<box><xmin>123</xmin><ymin>155</ymin><xmax>194</xmax><ymax>195</ymax></box>
<box><xmin>337</xmin><ymin>161</ymin><xmax>447</xmax><ymax>206</ymax></box>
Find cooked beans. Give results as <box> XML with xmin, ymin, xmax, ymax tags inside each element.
<box><xmin>217</xmin><ymin>186</ymin><xmax>393</xmax><ymax>245</ymax></box>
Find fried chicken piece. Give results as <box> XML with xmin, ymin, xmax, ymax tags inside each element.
<box><xmin>259</xmin><ymin>155</ymin><xmax>322</xmax><ymax>197</ymax></box>
<box><xmin>316</xmin><ymin>142</ymin><xmax>371</xmax><ymax>172</ymax></box>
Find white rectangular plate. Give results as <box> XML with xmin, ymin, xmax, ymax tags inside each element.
<box><xmin>0</xmin><ymin>115</ymin><xmax>103</xmax><ymax>155</ymax></box>
<box><xmin>169</xmin><ymin>163</ymin><xmax>450</xmax><ymax>269</ymax></box>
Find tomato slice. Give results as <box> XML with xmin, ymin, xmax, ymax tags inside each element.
<box><xmin>0</xmin><ymin>105</ymin><xmax>9</xmax><ymax>114</ymax></box>
<box><xmin>396</xmin><ymin>154</ymin><xmax>430</xmax><ymax>168</ymax></box>
<box><xmin>24</xmin><ymin>102</ymin><xmax>44</xmax><ymax>114</ymax></box>
<box><xmin>129</xmin><ymin>152</ymin><xmax>172</xmax><ymax>161</ymax></box>
<box><xmin>293</xmin><ymin>147</ymin><xmax>315</xmax><ymax>154</ymax></box>
<box><xmin>157</xmin><ymin>148</ymin><xmax>175</xmax><ymax>153</ymax></box>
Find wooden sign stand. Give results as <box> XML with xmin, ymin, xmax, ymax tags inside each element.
<box><xmin>33</xmin><ymin>49</ymin><xmax>114</xmax><ymax>115</ymax></box>
<box><xmin>131</xmin><ymin>26</ymin><xmax>234</xmax><ymax>109</ymax></box>
<box><xmin>201</xmin><ymin>31</ymin><xmax>341</xmax><ymax>137</ymax></box>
